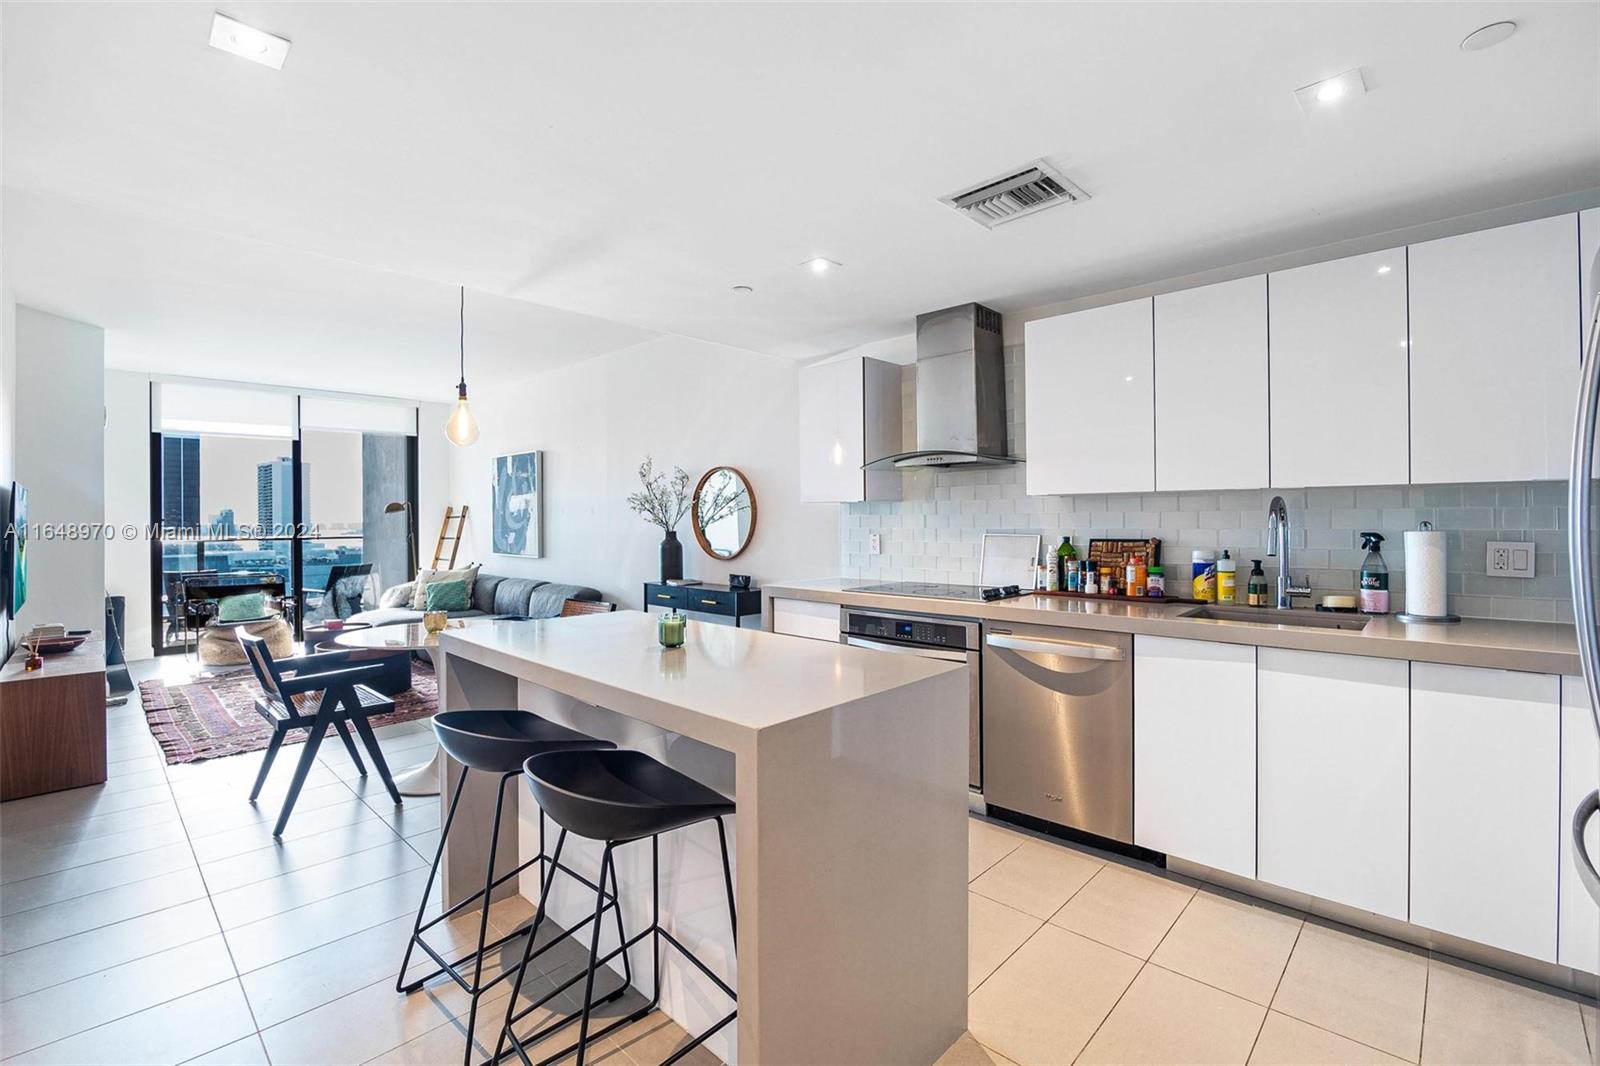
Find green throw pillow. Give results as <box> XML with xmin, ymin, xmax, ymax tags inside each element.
<box><xmin>424</xmin><ymin>579</ymin><xmax>469</xmax><ymax>613</ymax></box>
<box><xmin>218</xmin><ymin>592</ymin><xmax>268</xmax><ymax>622</ymax></box>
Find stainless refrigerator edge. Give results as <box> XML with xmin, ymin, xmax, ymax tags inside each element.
<box><xmin>1569</xmin><ymin>242</ymin><xmax>1600</xmax><ymax>1052</ymax></box>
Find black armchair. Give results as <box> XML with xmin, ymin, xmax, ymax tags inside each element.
<box><xmin>239</xmin><ymin>631</ymin><xmax>404</xmax><ymax>836</ymax></box>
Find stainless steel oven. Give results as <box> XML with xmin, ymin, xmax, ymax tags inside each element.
<box><xmin>839</xmin><ymin>607</ymin><xmax>982</xmax><ymax>791</ymax></box>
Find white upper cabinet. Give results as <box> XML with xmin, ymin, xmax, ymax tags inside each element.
<box><xmin>1582</xmin><ymin>208</ymin><xmax>1600</xmax><ymax>350</ymax></box>
<box><xmin>1155</xmin><ymin>276</ymin><xmax>1268</xmax><ymax>491</ymax></box>
<box><xmin>1257</xmin><ymin>650</ymin><xmax>1409</xmax><ymax>920</ymax></box>
<box><xmin>798</xmin><ymin>356</ymin><xmax>902</xmax><ymax>503</ymax></box>
<box><xmin>1268</xmin><ymin>248</ymin><xmax>1409</xmax><ymax>487</ymax></box>
<box><xmin>1409</xmin><ymin>214</ymin><xmax>1579</xmax><ymax>484</ymax></box>
<box><xmin>1025</xmin><ymin>299</ymin><xmax>1154</xmax><ymax>496</ymax></box>
<box><xmin>1411</xmin><ymin>663</ymin><xmax>1560</xmax><ymax>963</ymax></box>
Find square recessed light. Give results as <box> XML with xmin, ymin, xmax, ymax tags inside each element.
<box><xmin>209</xmin><ymin>13</ymin><xmax>290</xmax><ymax>70</ymax></box>
<box><xmin>802</xmin><ymin>257</ymin><xmax>841</xmax><ymax>275</ymax></box>
<box><xmin>1293</xmin><ymin>67</ymin><xmax>1366</xmax><ymax>113</ymax></box>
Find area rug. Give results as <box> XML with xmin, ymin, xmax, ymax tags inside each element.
<box><xmin>139</xmin><ymin>660</ymin><xmax>438</xmax><ymax>765</ymax></box>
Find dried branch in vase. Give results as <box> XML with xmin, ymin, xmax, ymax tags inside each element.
<box><xmin>625</xmin><ymin>457</ymin><xmax>693</xmax><ymax>531</ymax></box>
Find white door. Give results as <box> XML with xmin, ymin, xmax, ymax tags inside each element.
<box><xmin>1561</xmin><ymin>677</ymin><xmax>1600</xmax><ymax>974</ymax></box>
<box><xmin>1257</xmin><ymin>649</ymin><xmax>1409</xmax><ymax>919</ymax></box>
<box><xmin>1155</xmin><ymin>276</ymin><xmax>1269</xmax><ymax>491</ymax></box>
<box><xmin>1411</xmin><ymin>663</ymin><xmax>1560</xmax><ymax>963</ymax></box>
<box><xmin>1267</xmin><ymin>248</ymin><xmax>1409</xmax><ymax>487</ymax></box>
<box><xmin>1133</xmin><ymin>635</ymin><xmax>1255</xmax><ymax>877</ymax></box>
<box><xmin>798</xmin><ymin>358</ymin><xmax>865</xmax><ymax>503</ymax></box>
<box><xmin>1025</xmin><ymin>299</ymin><xmax>1155</xmax><ymax>496</ymax></box>
<box><xmin>1409</xmin><ymin>213</ymin><xmax>1580</xmax><ymax>484</ymax></box>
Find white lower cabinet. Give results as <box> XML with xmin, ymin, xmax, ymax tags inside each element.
<box><xmin>1257</xmin><ymin>650</ymin><xmax>1409</xmax><ymax>920</ymax></box>
<box><xmin>1410</xmin><ymin>663</ymin><xmax>1560</xmax><ymax>963</ymax></box>
<box><xmin>1560</xmin><ymin>677</ymin><xmax>1600</xmax><ymax>974</ymax></box>
<box><xmin>1133</xmin><ymin>636</ymin><xmax>1255</xmax><ymax>878</ymax></box>
<box><xmin>770</xmin><ymin>598</ymin><xmax>840</xmax><ymax>642</ymax></box>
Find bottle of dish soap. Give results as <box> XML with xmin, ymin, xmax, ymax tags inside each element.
<box><xmin>1217</xmin><ymin>550</ymin><xmax>1237</xmax><ymax>604</ymax></box>
<box><xmin>1358</xmin><ymin>532</ymin><xmax>1390</xmax><ymax>614</ymax></box>
<box><xmin>1246</xmin><ymin>559</ymin><xmax>1269</xmax><ymax>607</ymax></box>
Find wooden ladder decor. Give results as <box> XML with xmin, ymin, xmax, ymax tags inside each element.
<box><xmin>431</xmin><ymin>506</ymin><xmax>469</xmax><ymax>570</ymax></box>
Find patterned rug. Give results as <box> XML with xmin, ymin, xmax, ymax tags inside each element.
<box><xmin>139</xmin><ymin>660</ymin><xmax>438</xmax><ymax>765</ymax></box>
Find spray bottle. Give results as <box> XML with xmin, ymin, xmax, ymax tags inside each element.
<box><xmin>1358</xmin><ymin>532</ymin><xmax>1390</xmax><ymax>614</ymax></box>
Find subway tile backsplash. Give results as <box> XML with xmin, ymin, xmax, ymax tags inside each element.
<box><xmin>839</xmin><ymin>349</ymin><xmax>1572</xmax><ymax>623</ymax></box>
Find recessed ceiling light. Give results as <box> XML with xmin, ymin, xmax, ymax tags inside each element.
<box><xmin>731</xmin><ymin>285</ymin><xmax>754</xmax><ymax>294</ymax></box>
<box><xmin>802</xmin><ymin>257</ymin><xmax>840</xmax><ymax>275</ymax></box>
<box><xmin>1376</xmin><ymin>265</ymin><xmax>1392</xmax><ymax>275</ymax></box>
<box><xmin>209</xmin><ymin>13</ymin><xmax>290</xmax><ymax>70</ymax></box>
<box><xmin>1461</xmin><ymin>21</ymin><xmax>1517</xmax><ymax>52</ymax></box>
<box><xmin>1293</xmin><ymin>68</ymin><xmax>1366</xmax><ymax>113</ymax></box>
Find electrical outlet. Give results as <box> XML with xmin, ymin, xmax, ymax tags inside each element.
<box><xmin>1486</xmin><ymin>540</ymin><xmax>1535</xmax><ymax>579</ymax></box>
<box><xmin>868</xmin><ymin>532</ymin><xmax>881</xmax><ymax>556</ymax></box>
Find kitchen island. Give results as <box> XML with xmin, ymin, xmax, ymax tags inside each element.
<box><xmin>434</xmin><ymin>611</ymin><xmax>969</xmax><ymax>1065</ymax></box>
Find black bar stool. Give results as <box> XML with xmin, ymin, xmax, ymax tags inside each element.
<box><xmin>496</xmin><ymin>749</ymin><xmax>737</xmax><ymax>1066</ymax></box>
<box><xmin>396</xmin><ymin>710</ymin><xmax>618</xmax><ymax>1066</ymax></box>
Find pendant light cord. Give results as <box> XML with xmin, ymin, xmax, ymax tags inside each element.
<box><xmin>457</xmin><ymin>285</ymin><xmax>466</xmax><ymax>389</ymax></box>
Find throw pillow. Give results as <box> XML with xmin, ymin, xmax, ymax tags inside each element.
<box><xmin>379</xmin><ymin>581</ymin><xmax>416</xmax><ymax>609</ymax></box>
<box><xmin>217</xmin><ymin>592</ymin><xmax>268</xmax><ymax>622</ymax></box>
<box><xmin>410</xmin><ymin>563</ymin><xmax>480</xmax><ymax>610</ymax></box>
<box><xmin>423</xmin><ymin>579</ymin><xmax>470</xmax><ymax>613</ymax></box>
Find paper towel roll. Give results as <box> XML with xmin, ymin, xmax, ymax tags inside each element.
<box><xmin>1405</xmin><ymin>529</ymin><xmax>1450</xmax><ymax>618</ymax></box>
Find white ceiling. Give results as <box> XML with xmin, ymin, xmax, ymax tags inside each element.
<box><xmin>5</xmin><ymin>1</ymin><xmax>1598</xmax><ymax>373</ymax></box>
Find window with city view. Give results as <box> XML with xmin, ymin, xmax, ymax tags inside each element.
<box><xmin>152</xmin><ymin>413</ymin><xmax>415</xmax><ymax>653</ymax></box>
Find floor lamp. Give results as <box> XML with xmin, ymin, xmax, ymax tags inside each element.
<box><xmin>384</xmin><ymin>501</ymin><xmax>418</xmax><ymax>579</ymax></box>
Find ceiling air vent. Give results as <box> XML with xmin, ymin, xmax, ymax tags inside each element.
<box><xmin>941</xmin><ymin>160</ymin><xmax>1089</xmax><ymax>229</ymax></box>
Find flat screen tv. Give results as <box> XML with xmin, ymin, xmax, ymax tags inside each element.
<box><xmin>5</xmin><ymin>482</ymin><xmax>26</xmax><ymax>616</ymax></box>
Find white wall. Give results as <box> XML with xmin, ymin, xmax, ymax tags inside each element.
<box><xmin>103</xmin><ymin>369</ymin><xmax>151</xmax><ymax>655</ymax></box>
<box><xmin>15</xmin><ymin>306</ymin><xmax>105</xmax><ymax>633</ymax></box>
<box><xmin>446</xmin><ymin>334</ymin><xmax>838</xmax><ymax>609</ymax></box>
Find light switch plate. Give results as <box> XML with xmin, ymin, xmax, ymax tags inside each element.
<box><xmin>868</xmin><ymin>532</ymin><xmax>881</xmax><ymax>556</ymax></box>
<box><xmin>1486</xmin><ymin>540</ymin><xmax>1536</xmax><ymax>579</ymax></box>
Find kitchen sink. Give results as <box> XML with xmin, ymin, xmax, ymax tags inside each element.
<box><xmin>1178</xmin><ymin>605</ymin><xmax>1370</xmax><ymax>631</ymax></box>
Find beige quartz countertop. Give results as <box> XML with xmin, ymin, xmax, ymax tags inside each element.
<box><xmin>763</xmin><ymin>578</ymin><xmax>1583</xmax><ymax>676</ymax></box>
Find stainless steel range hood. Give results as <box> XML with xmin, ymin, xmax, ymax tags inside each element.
<box><xmin>864</xmin><ymin>302</ymin><xmax>1023</xmax><ymax>470</ymax></box>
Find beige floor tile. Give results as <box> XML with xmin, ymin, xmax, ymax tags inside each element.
<box><xmin>1</xmin><ymin>897</ymin><xmax>220</xmax><ymax>1002</ymax></box>
<box><xmin>969</xmin><ymin>839</ymin><xmax>1103</xmax><ymax>920</ymax></box>
<box><xmin>0</xmin><ymin>934</ymin><xmax>238</xmax><ymax>1056</ymax></box>
<box><xmin>1249</xmin><ymin>1011</ymin><xmax>1410</xmax><ymax>1065</ymax></box>
<box><xmin>0</xmin><ymin>782</ymin><xmax>173</xmax><ymax>835</ymax></box>
<box><xmin>969</xmin><ymin>818</ymin><xmax>1023</xmax><ymax>882</ymax></box>
<box><xmin>226</xmin><ymin>866</ymin><xmax>432</xmax><ymax>973</ymax></box>
<box><xmin>2</xmin><ymin>979</ymin><xmax>257</xmax><ymax>1066</ymax></box>
<box><xmin>189</xmin><ymin>799</ymin><xmax>380</xmax><ymax>863</ymax></box>
<box><xmin>1150</xmin><ymin>887</ymin><xmax>1303</xmax><ymax>1005</ymax></box>
<box><xmin>2</xmin><ymin>797</ymin><xmax>181</xmax><ymax>851</ymax></box>
<box><xmin>209</xmin><ymin>838</ymin><xmax>427</xmax><ymax>929</ymax></box>
<box><xmin>968</xmin><ymin>891</ymin><xmax>1042</xmax><ymax>993</ymax></box>
<box><xmin>600</xmin><ymin>990</ymin><xmax>719</xmax><ymax>1066</ymax></box>
<box><xmin>0</xmin><ymin>820</ymin><xmax>191</xmax><ymax>883</ymax></box>
<box><xmin>180</xmin><ymin>1034</ymin><xmax>273</xmax><ymax>1065</ymax></box>
<box><xmin>0</xmin><ymin>866</ymin><xmax>208</xmax><ymax>953</ymax></box>
<box><xmin>199</xmin><ymin>815</ymin><xmax>406</xmax><ymax>893</ymax></box>
<box><xmin>968</xmin><ymin>923</ymin><xmax>1141</xmax><ymax>1065</ymax></box>
<box><xmin>407</xmin><ymin>829</ymin><xmax>444</xmax><ymax>860</ymax></box>
<box><xmin>1584</xmin><ymin>1003</ymin><xmax>1597</xmax><ymax>1052</ymax></box>
<box><xmin>1270</xmin><ymin>920</ymin><xmax>1426</xmax><ymax>1061</ymax></box>
<box><xmin>259</xmin><ymin>973</ymin><xmax>474</xmax><ymax>1065</ymax></box>
<box><xmin>178</xmin><ymin>780</ymin><xmax>360</xmax><ymax>840</ymax></box>
<box><xmin>0</xmin><ymin>842</ymin><xmax>197</xmax><ymax>917</ymax></box>
<box><xmin>1079</xmin><ymin>963</ymin><xmax>1266</xmax><ymax>1064</ymax></box>
<box><xmin>935</xmin><ymin>1032</ymin><xmax>1020</xmax><ymax>1066</ymax></box>
<box><xmin>1050</xmin><ymin>862</ymin><xmax>1195</xmax><ymax>959</ymax></box>
<box><xmin>1420</xmin><ymin>957</ymin><xmax>1589</xmax><ymax>1065</ymax></box>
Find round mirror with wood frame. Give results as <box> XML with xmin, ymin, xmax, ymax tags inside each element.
<box><xmin>691</xmin><ymin>466</ymin><xmax>757</xmax><ymax>560</ymax></box>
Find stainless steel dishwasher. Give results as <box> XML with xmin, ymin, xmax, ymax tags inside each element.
<box><xmin>981</xmin><ymin>621</ymin><xmax>1133</xmax><ymax>843</ymax></box>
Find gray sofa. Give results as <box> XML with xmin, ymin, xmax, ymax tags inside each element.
<box><xmin>348</xmin><ymin>573</ymin><xmax>603</xmax><ymax>629</ymax></box>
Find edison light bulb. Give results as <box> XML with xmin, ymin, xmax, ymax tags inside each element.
<box><xmin>445</xmin><ymin>387</ymin><xmax>479</xmax><ymax>446</ymax></box>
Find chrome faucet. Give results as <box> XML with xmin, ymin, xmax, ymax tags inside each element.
<box><xmin>1265</xmin><ymin>495</ymin><xmax>1312</xmax><ymax>609</ymax></box>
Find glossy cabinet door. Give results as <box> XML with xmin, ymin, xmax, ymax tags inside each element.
<box><xmin>797</xmin><ymin>356</ymin><xmax>902</xmax><ymax>503</ymax></box>
<box><xmin>1560</xmin><ymin>677</ymin><xmax>1600</xmax><ymax>974</ymax></box>
<box><xmin>1257</xmin><ymin>649</ymin><xmax>1409</xmax><ymax>919</ymax></box>
<box><xmin>1025</xmin><ymin>299</ymin><xmax>1154</xmax><ymax>496</ymax></box>
<box><xmin>1154</xmin><ymin>276</ymin><xmax>1268</xmax><ymax>491</ymax></box>
<box><xmin>770</xmin><ymin>597</ymin><xmax>841</xmax><ymax>642</ymax></box>
<box><xmin>1408</xmin><ymin>213</ymin><xmax>1580</xmax><ymax>484</ymax></box>
<box><xmin>1133</xmin><ymin>635</ymin><xmax>1255</xmax><ymax>877</ymax></box>
<box><xmin>1582</xmin><ymin>208</ymin><xmax>1600</xmax><ymax>345</ymax></box>
<box><xmin>1268</xmin><ymin>248</ymin><xmax>1409</xmax><ymax>487</ymax></box>
<box><xmin>1411</xmin><ymin>663</ymin><xmax>1560</xmax><ymax>963</ymax></box>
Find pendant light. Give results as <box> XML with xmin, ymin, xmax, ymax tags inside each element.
<box><xmin>444</xmin><ymin>285</ymin><xmax>480</xmax><ymax>446</ymax></box>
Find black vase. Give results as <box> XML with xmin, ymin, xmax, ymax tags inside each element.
<box><xmin>660</xmin><ymin>530</ymin><xmax>684</xmax><ymax>582</ymax></box>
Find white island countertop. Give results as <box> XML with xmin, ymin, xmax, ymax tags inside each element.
<box><xmin>438</xmin><ymin>608</ymin><xmax>961</xmax><ymax>753</ymax></box>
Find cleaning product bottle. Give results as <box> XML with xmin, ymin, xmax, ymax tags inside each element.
<box><xmin>1191</xmin><ymin>550</ymin><xmax>1217</xmax><ymax>603</ymax></box>
<box><xmin>1358</xmin><ymin>532</ymin><xmax>1390</xmax><ymax>614</ymax></box>
<box><xmin>1246</xmin><ymin>559</ymin><xmax>1269</xmax><ymax>607</ymax></box>
<box><xmin>1217</xmin><ymin>550</ymin><xmax>1237</xmax><ymax>604</ymax></box>
<box><xmin>1046</xmin><ymin>549</ymin><xmax>1059</xmax><ymax>593</ymax></box>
